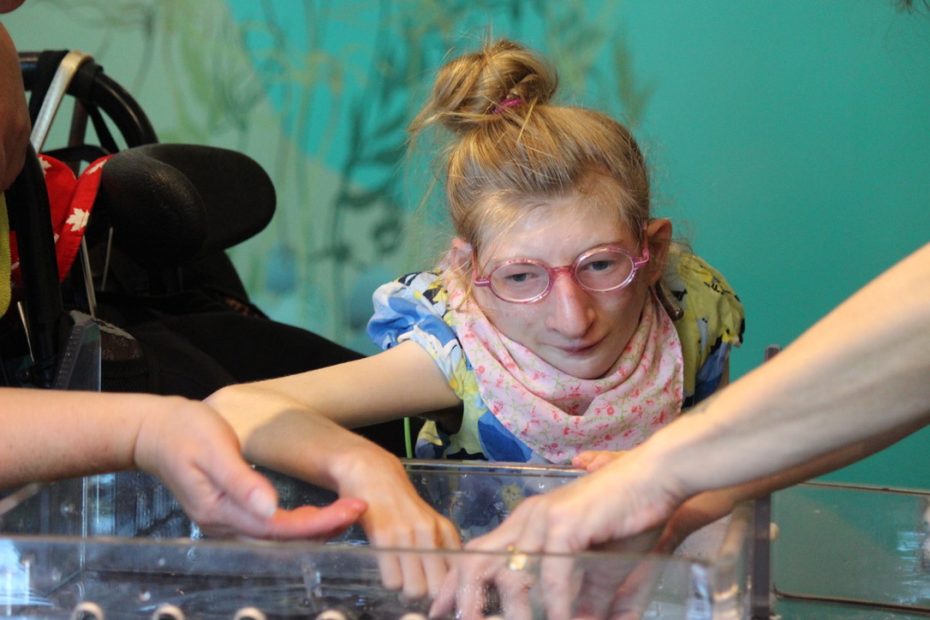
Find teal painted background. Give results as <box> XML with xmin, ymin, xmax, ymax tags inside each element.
<box><xmin>5</xmin><ymin>1</ymin><xmax>929</xmax><ymax>488</ymax></box>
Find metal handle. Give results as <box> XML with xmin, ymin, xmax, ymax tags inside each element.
<box><xmin>29</xmin><ymin>50</ymin><xmax>92</xmax><ymax>152</ymax></box>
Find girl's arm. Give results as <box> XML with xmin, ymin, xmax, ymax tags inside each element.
<box><xmin>205</xmin><ymin>341</ymin><xmax>463</xmax><ymax>598</ymax></box>
<box><xmin>208</xmin><ymin>340</ymin><xmax>460</xmax><ymax>432</ymax></box>
<box><xmin>206</xmin><ymin>340</ymin><xmax>461</xmax><ymax>512</ymax></box>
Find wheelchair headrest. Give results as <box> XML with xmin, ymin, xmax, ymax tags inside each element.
<box><xmin>94</xmin><ymin>143</ymin><xmax>276</xmax><ymax>270</ymax></box>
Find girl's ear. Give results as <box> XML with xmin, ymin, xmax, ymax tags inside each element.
<box><xmin>645</xmin><ymin>218</ymin><xmax>672</xmax><ymax>285</ymax></box>
<box><xmin>448</xmin><ymin>237</ymin><xmax>474</xmax><ymax>271</ymax></box>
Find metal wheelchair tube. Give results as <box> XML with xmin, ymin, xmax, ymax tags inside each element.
<box><xmin>29</xmin><ymin>50</ymin><xmax>93</xmax><ymax>152</ymax></box>
<box><xmin>20</xmin><ymin>51</ymin><xmax>158</xmax><ymax>148</ymax></box>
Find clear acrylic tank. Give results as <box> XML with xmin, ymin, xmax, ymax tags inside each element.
<box><xmin>0</xmin><ymin>461</ymin><xmax>759</xmax><ymax>619</ymax></box>
<box><xmin>771</xmin><ymin>481</ymin><xmax>930</xmax><ymax>619</ymax></box>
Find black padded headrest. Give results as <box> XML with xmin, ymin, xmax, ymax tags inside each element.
<box><xmin>94</xmin><ymin>143</ymin><xmax>275</xmax><ymax>270</ymax></box>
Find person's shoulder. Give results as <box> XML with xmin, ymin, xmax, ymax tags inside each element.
<box><xmin>368</xmin><ymin>269</ymin><xmax>458</xmax><ymax>347</ymax></box>
<box><xmin>373</xmin><ymin>269</ymin><xmax>450</xmax><ymax>311</ymax></box>
<box><xmin>670</xmin><ymin>249</ymin><xmax>736</xmax><ymax>295</ymax></box>
<box><xmin>665</xmin><ymin>245</ymin><xmax>745</xmax><ymax>347</ymax></box>
<box><xmin>667</xmin><ymin>247</ymin><xmax>740</xmax><ymax>301</ymax></box>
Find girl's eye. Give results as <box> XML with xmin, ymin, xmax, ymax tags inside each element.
<box><xmin>505</xmin><ymin>271</ymin><xmax>532</xmax><ymax>283</ymax></box>
<box><xmin>580</xmin><ymin>258</ymin><xmax>620</xmax><ymax>275</ymax></box>
<box><xmin>586</xmin><ymin>259</ymin><xmax>616</xmax><ymax>272</ymax></box>
<box><xmin>494</xmin><ymin>263</ymin><xmax>546</xmax><ymax>289</ymax></box>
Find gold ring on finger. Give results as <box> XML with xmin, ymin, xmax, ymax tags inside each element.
<box><xmin>506</xmin><ymin>545</ymin><xmax>528</xmax><ymax>571</ymax></box>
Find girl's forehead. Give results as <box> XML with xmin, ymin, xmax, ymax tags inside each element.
<box><xmin>477</xmin><ymin>195</ymin><xmax>636</xmax><ymax>261</ymax></box>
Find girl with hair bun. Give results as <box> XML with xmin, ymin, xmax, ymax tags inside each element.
<box><xmin>208</xmin><ymin>38</ymin><xmax>743</xmax><ymax>594</ymax></box>
<box><xmin>371</xmin><ymin>38</ymin><xmax>744</xmax><ymax>464</ymax></box>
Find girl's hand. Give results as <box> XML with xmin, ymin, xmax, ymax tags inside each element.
<box><xmin>334</xmin><ymin>448</ymin><xmax>462</xmax><ymax>599</ymax></box>
<box><xmin>205</xmin><ymin>383</ymin><xmax>461</xmax><ymax>595</ymax></box>
<box><xmin>572</xmin><ymin>449</ymin><xmax>628</xmax><ymax>472</ymax></box>
<box><xmin>132</xmin><ymin>398</ymin><xmax>366</xmax><ymax>540</ymax></box>
<box><xmin>654</xmin><ymin>488</ymin><xmax>741</xmax><ymax>556</ymax></box>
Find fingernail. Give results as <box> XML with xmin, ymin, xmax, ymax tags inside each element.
<box><xmin>249</xmin><ymin>488</ymin><xmax>277</xmax><ymax>518</ymax></box>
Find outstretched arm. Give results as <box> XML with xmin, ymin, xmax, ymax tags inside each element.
<box><xmin>0</xmin><ymin>389</ymin><xmax>366</xmax><ymax>539</ymax></box>
<box><xmin>206</xmin><ymin>341</ymin><xmax>463</xmax><ymax>597</ymax></box>
<box><xmin>434</xmin><ymin>242</ymin><xmax>930</xmax><ymax>618</ymax></box>
<box><xmin>466</xmin><ymin>242</ymin><xmax>930</xmax><ymax>554</ymax></box>
<box><xmin>655</xmin><ymin>242</ymin><xmax>930</xmax><ymax>502</ymax></box>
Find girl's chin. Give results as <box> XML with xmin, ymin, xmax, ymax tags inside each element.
<box><xmin>547</xmin><ymin>354</ymin><xmax>619</xmax><ymax>380</ymax></box>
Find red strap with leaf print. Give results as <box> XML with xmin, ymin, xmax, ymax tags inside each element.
<box><xmin>9</xmin><ymin>153</ymin><xmax>111</xmax><ymax>285</ymax></box>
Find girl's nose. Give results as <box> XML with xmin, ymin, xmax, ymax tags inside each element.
<box><xmin>543</xmin><ymin>271</ymin><xmax>595</xmax><ymax>338</ymax></box>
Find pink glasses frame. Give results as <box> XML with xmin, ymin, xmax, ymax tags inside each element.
<box><xmin>472</xmin><ymin>243</ymin><xmax>651</xmax><ymax>304</ymax></box>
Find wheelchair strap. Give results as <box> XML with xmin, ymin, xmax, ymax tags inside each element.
<box><xmin>85</xmin><ymin>103</ymin><xmax>120</xmax><ymax>155</ymax></box>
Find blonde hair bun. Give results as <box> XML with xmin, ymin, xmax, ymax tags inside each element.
<box><xmin>409</xmin><ymin>38</ymin><xmax>651</xmax><ymax>254</ymax></box>
<box><xmin>416</xmin><ymin>39</ymin><xmax>558</xmax><ymax>134</ymax></box>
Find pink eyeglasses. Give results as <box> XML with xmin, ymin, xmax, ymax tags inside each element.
<box><xmin>473</xmin><ymin>243</ymin><xmax>650</xmax><ymax>304</ymax></box>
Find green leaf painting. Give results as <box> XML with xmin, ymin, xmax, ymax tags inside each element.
<box><xmin>38</xmin><ymin>0</ymin><xmax>644</xmax><ymax>352</ymax></box>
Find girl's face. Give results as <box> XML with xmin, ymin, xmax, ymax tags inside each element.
<box><xmin>468</xmin><ymin>195</ymin><xmax>666</xmax><ymax>380</ymax></box>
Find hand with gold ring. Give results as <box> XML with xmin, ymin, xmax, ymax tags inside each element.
<box><xmin>429</xmin><ymin>452</ymin><xmax>680</xmax><ymax>620</ymax></box>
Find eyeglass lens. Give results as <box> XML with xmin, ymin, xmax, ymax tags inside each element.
<box><xmin>490</xmin><ymin>249</ymin><xmax>635</xmax><ymax>301</ymax></box>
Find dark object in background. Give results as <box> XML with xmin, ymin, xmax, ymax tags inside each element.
<box><xmin>2</xmin><ymin>50</ymin><xmax>406</xmax><ymax>455</ymax></box>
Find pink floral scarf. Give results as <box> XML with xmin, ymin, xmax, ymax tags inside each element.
<box><xmin>446</xmin><ymin>278</ymin><xmax>684</xmax><ymax>464</ymax></box>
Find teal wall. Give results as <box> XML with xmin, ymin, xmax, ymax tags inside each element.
<box><xmin>5</xmin><ymin>1</ymin><xmax>929</xmax><ymax>488</ymax></box>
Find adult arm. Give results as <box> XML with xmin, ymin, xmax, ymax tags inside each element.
<box><xmin>656</xmin><ymin>419</ymin><xmax>923</xmax><ymax>550</ymax></box>
<box><xmin>465</xmin><ymin>241</ymin><xmax>930</xmax><ymax>554</ymax></box>
<box><xmin>654</xmin><ymin>242</ymin><xmax>930</xmax><ymax>502</ymax></box>
<box><xmin>434</xmin><ymin>242</ymin><xmax>930</xmax><ymax>618</ymax></box>
<box><xmin>0</xmin><ymin>388</ymin><xmax>366</xmax><ymax>539</ymax></box>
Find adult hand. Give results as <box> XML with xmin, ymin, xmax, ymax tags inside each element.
<box><xmin>430</xmin><ymin>454</ymin><xmax>682</xmax><ymax>619</ymax></box>
<box><xmin>132</xmin><ymin>397</ymin><xmax>367</xmax><ymax>540</ymax></box>
<box><xmin>432</xmin><ymin>522</ymin><xmax>664</xmax><ymax>620</ymax></box>
<box><xmin>334</xmin><ymin>448</ymin><xmax>462</xmax><ymax>599</ymax></box>
<box><xmin>0</xmin><ymin>22</ymin><xmax>30</xmax><ymax>191</ymax></box>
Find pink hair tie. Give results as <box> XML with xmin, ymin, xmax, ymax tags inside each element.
<box><xmin>492</xmin><ymin>97</ymin><xmax>523</xmax><ymax>114</ymax></box>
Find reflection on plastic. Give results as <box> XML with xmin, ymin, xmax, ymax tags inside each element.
<box><xmin>0</xmin><ymin>462</ymin><xmax>757</xmax><ymax>618</ymax></box>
